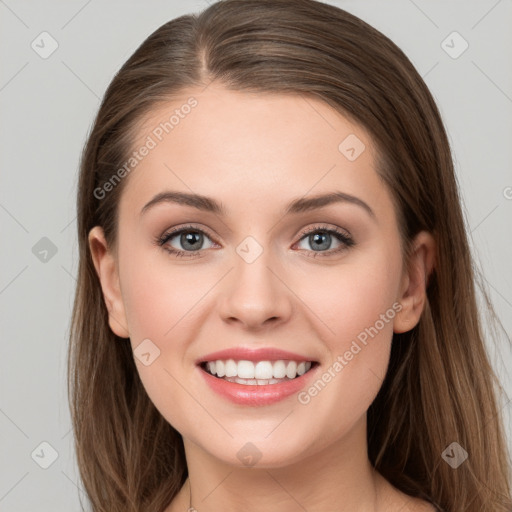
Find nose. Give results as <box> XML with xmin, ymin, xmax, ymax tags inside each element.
<box><xmin>218</xmin><ymin>248</ymin><xmax>293</xmax><ymax>331</ymax></box>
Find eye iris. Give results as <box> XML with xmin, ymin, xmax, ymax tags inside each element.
<box><xmin>181</xmin><ymin>231</ymin><xmax>203</xmax><ymax>250</ymax></box>
<box><xmin>311</xmin><ymin>232</ymin><xmax>330</xmax><ymax>250</ymax></box>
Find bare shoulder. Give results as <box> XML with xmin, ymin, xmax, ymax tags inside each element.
<box><xmin>376</xmin><ymin>472</ymin><xmax>437</xmax><ymax>512</ymax></box>
<box><xmin>399</xmin><ymin>496</ymin><xmax>437</xmax><ymax>511</ymax></box>
<box><xmin>387</xmin><ymin>488</ymin><xmax>437</xmax><ymax>511</ymax></box>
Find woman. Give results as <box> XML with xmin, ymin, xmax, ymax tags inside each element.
<box><xmin>68</xmin><ymin>0</ymin><xmax>512</xmax><ymax>510</ymax></box>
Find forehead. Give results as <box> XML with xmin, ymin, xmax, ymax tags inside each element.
<box><xmin>119</xmin><ymin>84</ymin><xmax>387</xmax><ymax>222</ymax></box>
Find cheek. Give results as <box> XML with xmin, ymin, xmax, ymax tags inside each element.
<box><xmin>119</xmin><ymin>256</ymin><xmax>202</xmax><ymax>430</ymax></box>
<box><xmin>301</xmin><ymin>246</ymin><xmax>402</xmax><ymax>348</ymax></box>
<box><xmin>120</xmin><ymin>249</ymin><xmax>208</xmax><ymax>341</ymax></box>
<box><xmin>292</xmin><ymin>245</ymin><xmax>400</xmax><ymax>422</ymax></box>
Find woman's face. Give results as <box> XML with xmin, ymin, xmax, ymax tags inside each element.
<box><xmin>90</xmin><ymin>83</ymin><xmax>429</xmax><ymax>468</ymax></box>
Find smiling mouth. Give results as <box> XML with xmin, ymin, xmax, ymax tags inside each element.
<box><xmin>199</xmin><ymin>359</ymin><xmax>319</xmax><ymax>386</ymax></box>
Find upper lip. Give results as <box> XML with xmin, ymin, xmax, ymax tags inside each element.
<box><xmin>196</xmin><ymin>347</ymin><xmax>317</xmax><ymax>365</ymax></box>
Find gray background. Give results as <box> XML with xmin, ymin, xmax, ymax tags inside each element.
<box><xmin>1</xmin><ymin>0</ymin><xmax>511</xmax><ymax>510</ymax></box>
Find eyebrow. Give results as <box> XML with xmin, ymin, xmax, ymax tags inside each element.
<box><xmin>140</xmin><ymin>190</ymin><xmax>375</xmax><ymax>219</ymax></box>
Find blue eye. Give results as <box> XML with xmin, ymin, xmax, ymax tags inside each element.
<box><xmin>295</xmin><ymin>225</ymin><xmax>354</xmax><ymax>257</ymax></box>
<box><xmin>154</xmin><ymin>224</ymin><xmax>354</xmax><ymax>259</ymax></box>
<box><xmin>155</xmin><ymin>225</ymin><xmax>216</xmax><ymax>259</ymax></box>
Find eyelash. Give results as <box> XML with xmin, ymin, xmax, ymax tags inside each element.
<box><xmin>153</xmin><ymin>223</ymin><xmax>355</xmax><ymax>259</ymax></box>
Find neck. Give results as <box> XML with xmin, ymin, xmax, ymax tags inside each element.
<box><xmin>171</xmin><ymin>416</ymin><xmax>387</xmax><ymax>512</ymax></box>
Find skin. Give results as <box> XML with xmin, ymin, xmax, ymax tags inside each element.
<box><xmin>89</xmin><ymin>83</ymin><xmax>436</xmax><ymax>512</ymax></box>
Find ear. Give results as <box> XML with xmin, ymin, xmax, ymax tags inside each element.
<box><xmin>88</xmin><ymin>226</ymin><xmax>130</xmax><ymax>338</ymax></box>
<box><xmin>393</xmin><ymin>231</ymin><xmax>436</xmax><ymax>334</ymax></box>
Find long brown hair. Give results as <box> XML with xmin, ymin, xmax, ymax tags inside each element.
<box><xmin>67</xmin><ymin>0</ymin><xmax>512</xmax><ymax>510</ymax></box>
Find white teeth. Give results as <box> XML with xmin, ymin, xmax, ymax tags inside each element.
<box><xmin>203</xmin><ymin>358</ymin><xmax>314</xmax><ymax>381</ymax></box>
<box><xmin>237</xmin><ymin>360</ymin><xmax>255</xmax><ymax>379</ymax></box>
<box><xmin>272</xmin><ymin>360</ymin><xmax>286</xmax><ymax>378</ymax></box>
<box><xmin>286</xmin><ymin>361</ymin><xmax>297</xmax><ymax>379</ymax></box>
<box><xmin>234</xmin><ymin>377</ymin><xmax>257</xmax><ymax>385</ymax></box>
<box><xmin>225</xmin><ymin>359</ymin><xmax>237</xmax><ymax>378</ymax></box>
<box><xmin>255</xmin><ymin>361</ymin><xmax>273</xmax><ymax>380</ymax></box>
<box><xmin>225</xmin><ymin>376</ymin><xmax>286</xmax><ymax>386</ymax></box>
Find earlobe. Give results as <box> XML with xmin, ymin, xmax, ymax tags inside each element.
<box><xmin>393</xmin><ymin>231</ymin><xmax>436</xmax><ymax>334</ymax></box>
<box><xmin>88</xmin><ymin>226</ymin><xmax>130</xmax><ymax>339</ymax></box>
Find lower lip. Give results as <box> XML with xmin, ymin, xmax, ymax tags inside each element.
<box><xmin>198</xmin><ymin>364</ymin><xmax>319</xmax><ymax>406</ymax></box>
